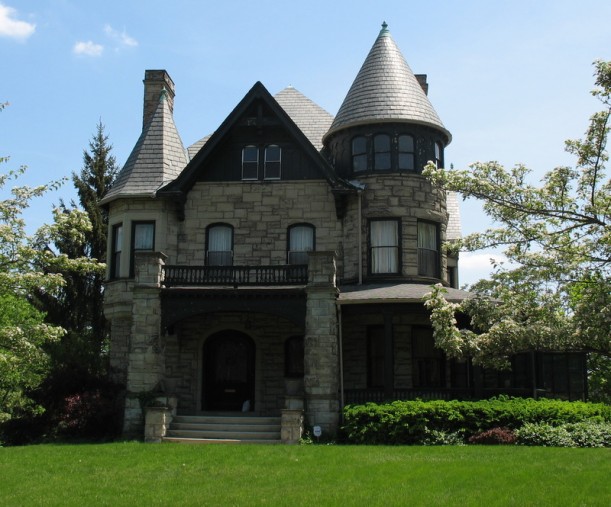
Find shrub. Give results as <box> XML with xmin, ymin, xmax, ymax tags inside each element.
<box><xmin>59</xmin><ymin>388</ymin><xmax>123</xmax><ymax>439</ymax></box>
<box><xmin>515</xmin><ymin>421</ymin><xmax>611</xmax><ymax>447</ymax></box>
<box><xmin>420</xmin><ymin>429</ymin><xmax>465</xmax><ymax>446</ymax></box>
<box><xmin>341</xmin><ymin>398</ymin><xmax>611</xmax><ymax>445</ymax></box>
<box><xmin>468</xmin><ymin>427</ymin><xmax>517</xmax><ymax>445</ymax></box>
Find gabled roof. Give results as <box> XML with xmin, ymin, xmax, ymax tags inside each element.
<box><xmin>324</xmin><ymin>23</ymin><xmax>451</xmax><ymax>144</ymax></box>
<box><xmin>101</xmin><ymin>91</ymin><xmax>188</xmax><ymax>205</ymax></box>
<box><xmin>274</xmin><ymin>86</ymin><xmax>334</xmax><ymax>151</ymax></box>
<box><xmin>159</xmin><ymin>81</ymin><xmax>354</xmax><ymax>197</ymax></box>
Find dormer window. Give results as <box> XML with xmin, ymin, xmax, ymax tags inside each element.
<box><xmin>352</xmin><ymin>136</ymin><xmax>367</xmax><ymax>172</ymax></box>
<box><xmin>242</xmin><ymin>146</ymin><xmax>258</xmax><ymax>180</ymax></box>
<box><xmin>264</xmin><ymin>145</ymin><xmax>281</xmax><ymax>180</ymax></box>
<box><xmin>398</xmin><ymin>135</ymin><xmax>415</xmax><ymax>171</ymax></box>
<box><xmin>373</xmin><ymin>134</ymin><xmax>391</xmax><ymax>170</ymax></box>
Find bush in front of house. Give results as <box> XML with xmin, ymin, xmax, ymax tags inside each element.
<box><xmin>515</xmin><ymin>421</ymin><xmax>611</xmax><ymax>447</ymax></box>
<box><xmin>341</xmin><ymin>397</ymin><xmax>611</xmax><ymax>445</ymax></box>
<box><xmin>468</xmin><ymin>427</ymin><xmax>517</xmax><ymax>445</ymax></box>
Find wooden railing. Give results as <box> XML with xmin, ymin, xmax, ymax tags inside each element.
<box><xmin>163</xmin><ymin>264</ymin><xmax>308</xmax><ymax>287</ymax></box>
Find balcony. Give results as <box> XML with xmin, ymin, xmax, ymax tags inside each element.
<box><xmin>162</xmin><ymin>264</ymin><xmax>308</xmax><ymax>287</ymax></box>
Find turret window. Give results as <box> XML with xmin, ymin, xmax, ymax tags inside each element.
<box><xmin>398</xmin><ymin>135</ymin><xmax>415</xmax><ymax>171</ymax></box>
<box><xmin>418</xmin><ymin>221</ymin><xmax>440</xmax><ymax>278</ymax></box>
<box><xmin>434</xmin><ymin>142</ymin><xmax>442</xmax><ymax>168</ymax></box>
<box><xmin>370</xmin><ymin>219</ymin><xmax>400</xmax><ymax>274</ymax></box>
<box><xmin>352</xmin><ymin>136</ymin><xmax>367</xmax><ymax>172</ymax></box>
<box><xmin>373</xmin><ymin>134</ymin><xmax>391</xmax><ymax>170</ymax></box>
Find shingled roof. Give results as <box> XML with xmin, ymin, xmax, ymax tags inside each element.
<box><xmin>101</xmin><ymin>90</ymin><xmax>187</xmax><ymax>205</ymax></box>
<box><xmin>324</xmin><ymin>23</ymin><xmax>451</xmax><ymax>143</ymax></box>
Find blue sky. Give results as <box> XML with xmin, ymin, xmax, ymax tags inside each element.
<box><xmin>1</xmin><ymin>0</ymin><xmax>610</xmax><ymax>286</ymax></box>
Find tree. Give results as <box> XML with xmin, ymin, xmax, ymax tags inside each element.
<box><xmin>34</xmin><ymin>121</ymin><xmax>118</xmax><ymax>384</ymax></box>
<box><xmin>422</xmin><ymin>61</ymin><xmax>610</xmax><ymax>377</ymax></box>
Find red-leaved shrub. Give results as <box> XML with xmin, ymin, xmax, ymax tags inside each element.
<box><xmin>468</xmin><ymin>427</ymin><xmax>517</xmax><ymax>445</ymax></box>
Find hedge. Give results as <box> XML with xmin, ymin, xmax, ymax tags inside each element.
<box><xmin>341</xmin><ymin>397</ymin><xmax>611</xmax><ymax>445</ymax></box>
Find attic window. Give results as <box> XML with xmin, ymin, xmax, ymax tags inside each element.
<box><xmin>264</xmin><ymin>145</ymin><xmax>281</xmax><ymax>180</ymax></box>
<box><xmin>242</xmin><ymin>146</ymin><xmax>258</xmax><ymax>180</ymax></box>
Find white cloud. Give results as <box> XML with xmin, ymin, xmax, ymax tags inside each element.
<box><xmin>73</xmin><ymin>40</ymin><xmax>104</xmax><ymax>57</ymax></box>
<box><xmin>0</xmin><ymin>3</ymin><xmax>36</xmax><ymax>41</ymax></box>
<box><xmin>104</xmin><ymin>24</ymin><xmax>138</xmax><ymax>48</ymax></box>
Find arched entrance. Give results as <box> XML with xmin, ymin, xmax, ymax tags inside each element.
<box><xmin>202</xmin><ymin>330</ymin><xmax>255</xmax><ymax>411</ymax></box>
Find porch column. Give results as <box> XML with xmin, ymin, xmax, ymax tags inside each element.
<box><xmin>304</xmin><ymin>251</ymin><xmax>340</xmax><ymax>438</ymax></box>
<box><xmin>123</xmin><ymin>251</ymin><xmax>167</xmax><ymax>437</ymax></box>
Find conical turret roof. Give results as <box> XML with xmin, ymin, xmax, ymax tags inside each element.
<box><xmin>324</xmin><ymin>23</ymin><xmax>451</xmax><ymax>143</ymax></box>
<box><xmin>101</xmin><ymin>90</ymin><xmax>188</xmax><ymax>205</ymax></box>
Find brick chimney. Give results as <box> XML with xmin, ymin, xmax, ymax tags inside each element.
<box><xmin>142</xmin><ymin>70</ymin><xmax>175</xmax><ymax>129</ymax></box>
<box><xmin>415</xmin><ymin>74</ymin><xmax>429</xmax><ymax>96</ymax></box>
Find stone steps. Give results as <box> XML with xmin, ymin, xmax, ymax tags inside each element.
<box><xmin>163</xmin><ymin>414</ymin><xmax>282</xmax><ymax>444</ymax></box>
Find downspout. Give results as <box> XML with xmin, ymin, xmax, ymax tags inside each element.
<box><xmin>338</xmin><ymin>303</ymin><xmax>345</xmax><ymax>423</ymax></box>
<box><xmin>358</xmin><ymin>190</ymin><xmax>363</xmax><ymax>285</ymax></box>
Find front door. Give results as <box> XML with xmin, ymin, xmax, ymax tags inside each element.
<box><xmin>203</xmin><ymin>330</ymin><xmax>255</xmax><ymax>411</ymax></box>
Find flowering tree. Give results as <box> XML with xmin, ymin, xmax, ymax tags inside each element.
<box><xmin>422</xmin><ymin>61</ymin><xmax>610</xmax><ymax>375</ymax></box>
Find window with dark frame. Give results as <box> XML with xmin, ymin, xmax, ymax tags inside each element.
<box><xmin>412</xmin><ymin>327</ymin><xmax>445</xmax><ymax>388</ymax></box>
<box><xmin>370</xmin><ymin>219</ymin><xmax>400</xmax><ymax>274</ymax></box>
<box><xmin>418</xmin><ymin>221</ymin><xmax>440</xmax><ymax>278</ymax></box>
<box><xmin>242</xmin><ymin>145</ymin><xmax>258</xmax><ymax>180</ymax></box>
<box><xmin>111</xmin><ymin>223</ymin><xmax>123</xmax><ymax>279</ymax></box>
<box><xmin>264</xmin><ymin>145</ymin><xmax>281</xmax><ymax>180</ymax></box>
<box><xmin>373</xmin><ymin>134</ymin><xmax>391</xmax><ymax>170</ymax></box>
<box><xmin>288</xmin><ymin>223</ymin><xmax>315</xmax><ymax>265</ymax></box>
<box><xmin>398</xmin><ymin>134</ymin><xmax>415</xmax><ymax>171</ymax></box>
<box><xmin>130</xmin><ymin>221</ymin><xmax>155</xmax><ymax>277</ymax></box>
<box><xmin>352</xmin><ymin>136</ymin><xmax>367</xmax><ymax>172</ymax></box>
<box><xmin>367</xmin><ymin>326</ymin><xmax>385</xmax><ymax>388</ymax></box>
<box><xmin>434</xmin><ymin>141</ymin><xmax>442</xmax><ymax>168</ymax></box>
<box><xmin>206</xmin><ymin>223</ymin><xmax>233</xmax><ymax>266</ymax></box>
<box><xmin>285</xmin><ymin>336</ymin><xmax>304</xmax><ymax>378</ymax></box>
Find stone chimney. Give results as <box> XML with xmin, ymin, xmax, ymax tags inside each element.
<box><xmin>415</xmin><ymin>74</ymin><xmax>429</xmax><ymax>96</ymax></box>
<box><xmin>142</xmin><ymin>70</ymin><xmax>175</xmax><ymax>129</ymax></box>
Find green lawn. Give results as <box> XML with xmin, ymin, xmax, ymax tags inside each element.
<box><xmin>1</xmin><ymin>443</ymin><xmax>609</xmax><ymax>506</ymax></box>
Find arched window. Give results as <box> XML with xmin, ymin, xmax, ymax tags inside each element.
<box><xmin>398</xmin><ymin>135</ymin><xmax>415</xmax><ymax>171</ymax></box>
<box><xmin>207</xmin><ymin>223</ymin><xmax>233</xmax><ymax>266</ymax></box>
<box><xmin>352</xmin><ymin>136</ymin><xmax>367</xmax><ymax>172</ymax></box>
<box><xmin>242</xmin><ymin>145</ymin><xmax>258</xmax><ymax>180</ymax></box>
<box><xmin>264</xmin><ymin>145</ymin><xmax>281</xmax><ymax>180</ymax></box>
<box><xmin>373</xmin><ymin>134</ymin><xmax>391</xmax><ymax>170</ymax></box>
<box><xmin>288</xmin><ymin>223</ymin><xmax>315</xmax><ymax>264</ymax></box>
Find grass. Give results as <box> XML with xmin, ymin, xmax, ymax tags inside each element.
<box><xmin>1</xmin><ymin>443</ymin><xmax>610</xmax><ymax>506</ymax></box>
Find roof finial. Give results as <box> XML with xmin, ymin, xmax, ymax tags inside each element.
<box><xmin>379</xmin><ymin>21</ymin><xmax>389</xmax><ymax>36</ymax></box>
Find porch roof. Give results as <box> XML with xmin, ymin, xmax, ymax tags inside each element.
<box><xmin>337</xmin><ymin>283</ymin><xmax>473</xmax><ymax>305</ymax></box>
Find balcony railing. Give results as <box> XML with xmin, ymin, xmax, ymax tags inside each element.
<box><xmin>163</xmin><ymin>264</ymin><xmax>308</xmax><ymax>287</ymax></box>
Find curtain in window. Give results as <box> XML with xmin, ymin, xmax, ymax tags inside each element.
<box><xmin>371</xmin><ymin>220</ymin><xmax>398</xmax><ymax>273</ymax></box>
<box><xmin>208</xmin><ymin>225</ymin><xmax>233</xmax><ymax>266</ymax></box>
<box><xmin>134</xmin><ymin>223</ymin><xmax>154</xmax><ymax>250</ymax></box>
<box><xmin>418</xmin><ymin>222</ymin><xmax>438</xmax><ymax>277</ymax></box>
<box><xmin>289</xmin><ymin>225</ymin><xmax>314</xmax><ymax>264</ymax></box>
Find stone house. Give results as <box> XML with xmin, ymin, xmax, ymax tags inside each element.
<box><xmin>102</xmin><ymin>24</ymin><xmax>587</xmax><ymax>442</ymax></box>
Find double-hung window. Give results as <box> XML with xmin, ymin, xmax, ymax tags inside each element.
<box><xmin>370</xmin><ymin>219</ymin><xmax>400</xmax><ymax>274</ymax></box>
<box><xmin>242</xmin><ymin>146</ymin><xmax>258</xmax><ymax>180</ymax></box>
<box><xmin>373</xmin><ymin>134</ymin><xmax>391</xmax><ymax>170</ymax></box>
<box><xmin>352</xmin><ymin>136</ymin><xmax>367</xmax><ymax>172</ymax></box>
<box><xmin>264</xmin><ymin>145</ymin><xmax>281</xmax><ymax>180</ymax></box>
<box><xmin>288</xmin><ymin>224</ymin><xmax>314</xmax><ymax>265</ymax></box>
<box><xmin>418</xmin><ymin>221</ymin><xmax>440</xmax><ymax>278</ymax></box>
<box><xmin>111</xmin><ymin>223</ymin><xmax>123</xmax><ymax>279</ymax></box>
<box><xmin>207</xmin><ymin>224</ymin><xmax>233</xmax><ymax>266</ymax></box>
<box><xmin>130</xmin><ymin>221</ymin><xmax>155</xmax><ymax>277</ymax></box>
<box><xmin>398</xmin><ymin>134</ymin><xmax>415</xmax><ymax>171</ymax></box>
